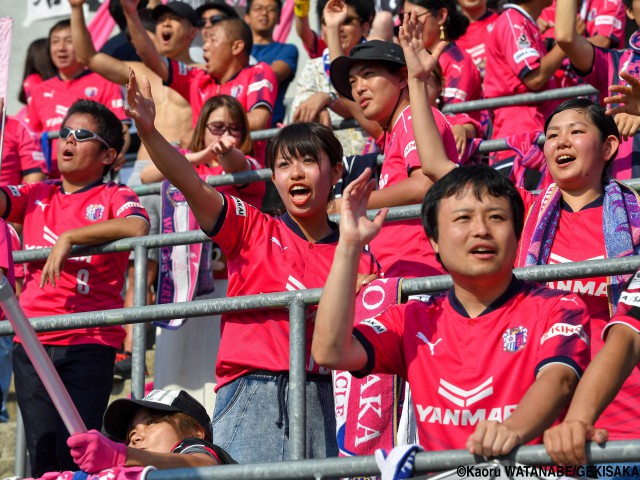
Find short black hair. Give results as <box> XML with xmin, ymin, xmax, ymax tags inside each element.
<box><xmin>49</xmin><ymin>18</ymin><xmax>71</xmax><ymax>41</ymax></box>
<box><xmin>214</xmin><ymin>17</ymin><xmax>253</xmax><ymax>56</ymax></box>
<box><xmin>266</xmin><ymin>122</ymin><xmax>343</xmax><ymax>171</ymax></box>
<box><xmin>62</xmin><ymin>99</ymin><xmax>125</xmax><ymax>156</ymax></box>
<box><xmin>421</xmin><ymin>164</ymin><xmax>525</xmax><ymax>242</ymax></box>
<box><xmin>544</xmin><ymin>98</ymin><xmax>620</xmax><ymax>162</ymax></box>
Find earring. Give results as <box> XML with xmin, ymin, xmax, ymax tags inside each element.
<box><xmin>440</xmin><ymin>25</ymin><xmax>446</xmax><ymax>41</ymax></box>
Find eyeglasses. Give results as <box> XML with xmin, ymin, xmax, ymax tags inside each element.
<box><xmin>202</xmin><ymin>14</ymin><xmax>227</xmax><ymax>27</ymax></box>
<box><xmin>206</xmin><ymin>122</ymin><xmax>243</xmax><ymax>136</ymax></box>
<box><xmin>398</xmin><ymin>10</ymin><xmax>432</xmax><ymax>23</ymax></box>
<box><xmin>251</xmin><ymin>5</ymin><xmax>279</xmax><ymax>14</ymax></box>
<box><xmin>59</xmin><ymin>127</ymin><xmax>111</xmax><ymax>149</ymax></box>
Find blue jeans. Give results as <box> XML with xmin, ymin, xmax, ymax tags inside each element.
<box><xmin>13</xmin><ymin>343</ymin><xmax>116</xmax><ymax>477</ymax></box>
<box><xmin>212</xmin><ymin>371</ymin><xmax>338</xmax><ymax>463</ymax></box>
<box><xmin>0</xmin><ymin>336</ymin><xmax>12</xmax><ymax>421</ymax></box>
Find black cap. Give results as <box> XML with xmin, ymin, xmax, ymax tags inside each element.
<box><xmin>196</xmin><ymin>1</ymin><xmax>239</xmax><ymax>19</ymax></box>
<box><xmin>103</xmin><ymin>389</ymin><xmax>212</xmax><ymax>442</ymax></box>
<box><xmin>152</xmin><ymin>2</ymin><xmax>203</xmax><ymax>28</ymax></box>
<box><xmin>330</xmin><ymin>40</ymin><xmax>406</xmax><ymax>101</ymax></box>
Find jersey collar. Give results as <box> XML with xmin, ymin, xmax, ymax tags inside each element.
<box><xmin>502</xmin><ymin>3</ymin><xmax>537</xmax><ymax>28</ymax></box>
<box><xmin>561</xmin><ymin>193</ymin><xmax>604</xmax><ymax>212</ymax></box>
<box><xmin>448</xmin><ymin>275</ymin><xmax>524</xmax><ymax>318</ymax></box>
<box><xmin>60</xmin><ymin>180</ymin><xmax>105</xmax><ymax>195</ymax></box>
<box><xmin>56</xmin><ymin>69</ymin><xmax>92</xmax><ymax>83</ymax></box>
<box><xmin>281</xmin><ymin>212</ymin><xmax>339</xmax><ymax>244</ymax></box>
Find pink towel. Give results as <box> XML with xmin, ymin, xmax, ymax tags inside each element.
<box><xmin>27</xmin><ymin>466</ymin><xmax>155</xmax><ymax>480</ymax></box>
<box><xmin>87</xmin><ymin>1</ymin><xmax>115</xmax><ymax>51</ymax></box>
<box><xmin>273</xmin><ymin>0</ymin><xmax>293</xmax><ymax>43</ymax></box>
<box><xmin>334</xmin><ymin>277</ymin><xmax>406</xmax><ymax>461</ymax></box>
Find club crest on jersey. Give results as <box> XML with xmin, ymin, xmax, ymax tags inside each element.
<box><xmin>517</xmin><ymin>33</ymin><xmax>530</xmax><ymax>48</ymax></box>
<box><xmin>231</xmin><ymin>85</ymin><xmax>244</xmax><ymax>98</ymax></box>
<box><xmin>502</xmin><ymin>326</ymin><xmax>527</xmax><ymax>353</ymax></box>
<box><xmin>86</xmin><ymin>204</ymin><xmax>105</xmax><ymax>221</ymax></box>
<box><xmin>84</xmin><ymin>86</ymin><xmax>98</xmax><ymax>98</ymax></box>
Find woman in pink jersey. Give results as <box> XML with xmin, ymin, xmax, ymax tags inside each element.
<box><xmin>126</xmin><ymin>69</ymin><xmax>379</xmax><ymax>464</ymax></box>
<box><xmin>401</xmin><ymin>12</ymin><xmax>640</xmax><ymax>462</ymax></box>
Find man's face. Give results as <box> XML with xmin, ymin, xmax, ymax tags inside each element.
<box><xmin>203</xmin><ymin>25</ymin><xmax>234</xmax><ymax>77</ymax></box>
<box><xmin>155</xmin><ymin>12</ymin><xmax>196</xmax><ymax>57</ymax></box>
<box><xmin>245</xmin><ymin>0</ymin><xmax>280</xmax><ymax>35</ymax></box>
<box><xmin>348</xmin><ymin>63</ymin><xmax>405</xmax><ymax>125</ymax></box>
<box><xmin>49</xmin><ymin>27</ymin><xmax>82</xmax><ymax>74</ymax></box>
<box><xmin>430</xmin><ymin>187</ymin><xmax>517</xmax><ymax>284</ymax></box>
<box><xmin>200</xmin><ymin>7</ymin><xmax>229</xmax><ymax>41</ymax></box>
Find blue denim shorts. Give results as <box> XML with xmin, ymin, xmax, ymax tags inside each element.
<box><xmin>212</xmin><ymin>371</ymin><xmax>338</xmax><ymax>463</ymax></box>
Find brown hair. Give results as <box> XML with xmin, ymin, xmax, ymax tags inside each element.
<box><xmin>191</xmin><ymin>95</ymin><xmax>253</xmax><ymax>156</ymax></box>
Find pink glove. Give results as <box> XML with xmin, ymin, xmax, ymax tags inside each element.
<box><xmin>67</xmin><ymin>429</ymin><xmax>127</xmax><ymax>473</ymax></box>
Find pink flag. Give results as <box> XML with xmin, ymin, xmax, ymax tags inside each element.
<box><xmin>87</xmin><ymin>1</ymin><xmax>116</xmax><ymax>51</ymax></box>
<box><xmin>0</xmin><ymin>17</ymin><xmax>13</xmax><ymax>103</ymax></box>
<box><xmin>273</xmin><ymin>0</ymin><xmax>294</xmax><ymax>43</ymax></box>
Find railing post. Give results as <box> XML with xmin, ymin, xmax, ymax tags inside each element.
<box><xmin>14</xmin><ymin>406</ymin><xmax>27</xmax><ymax>477</ymax></box>
<box><xmin>288</xmin><ymin>296</ymin><xmax>306</xmax><ymax>461</ymax></box>
<box><xmin>131</xmin><ymin>245</ymin><xmax>148</xmax><ymax>399</ymax></box>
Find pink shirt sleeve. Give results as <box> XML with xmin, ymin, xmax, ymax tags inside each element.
<box><xmin>245</xmin><ymin>62</ymin><xmax>278</xmax><ymax>113</ymax></box>
<box><xmin>164</xmin><ymin>58</ymin><xmax>200</xmax><ymax>103</ymax></box>
<box><xmin>584</xmin><ymin>0</ymin><xmax>626</xmax><ymax>45</ymax></box>
<box><xmin>500</xmin><ymin>12</ymin><xmax>543</xmax><ymax>80</ymax></box>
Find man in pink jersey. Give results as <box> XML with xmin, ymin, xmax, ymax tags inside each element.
<box><xmin>1</xmin><ymin>100</ymin><xmax>149</xmax><ymax>476</ymax></box>
<box><xmin>121</xmin><ymin>0</ymin><xmax>276</xmax><ymax>136</ymax></box>
<box><xmin>330</xmin><ymin>39</ymin><xmax>459</xmax><ymax>277</ymax></box>
<box><xmin>26</xmin><ymin>19</ymin><xmax>129</xmax><ymax>179</ymax></box>
<box><xmin>313</xmin><ymin>164</ymin><xmax>591</xmax><ymax>455</ymax></box>
<box><xmin>455</xmin><ymin>0</ymin><xmax>498</xmax><ymax>76</ymax></box>
<box><xmin>484</xmin><ymin>0</ymin><xmax>566</xmax><ymax>167</ymax></box>
<box><xmin>544</xmin><ymin>269</ymin><xmax>640</xmax><ymax>475</ymax></box>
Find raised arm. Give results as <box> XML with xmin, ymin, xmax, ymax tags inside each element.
<box><xmin>70</xmin><ymin>0</ymin><xmax>130</xmax><ymax>84</ymax></box>
<box><xmin>555</xmin><ymin>0</ymin><xmax>595</xmax><ymax>73</ymax></box>
<box><xmin>312</xmin><ymin>169</ymin><xmax>387</xmax><ymax>371</ymax></box>
<box><xmin>544</xmin><ymin>324</ymin><xmax>640</xmax><ymax>465</ymax></box>
<box><xmin>126</xmin><ymin>69</ymin><xmax>223</xmax><ymax>231</ymax></box>
<box><xmin>121</xmin><ymin>0</ymin><xmax>170</xmax><ymax>82</ymax></box>
<box><xmin>399</xmin><ymin>12</ymin><xmax>456</xmax><ymax>183</ymax></box>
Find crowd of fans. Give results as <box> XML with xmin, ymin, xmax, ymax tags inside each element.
<box><xmin>3</xmin><ymin>0</ymin><xmax>640</xmax><ymax>478</ymax></box>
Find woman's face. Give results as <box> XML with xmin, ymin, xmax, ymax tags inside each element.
<box><xmin>543</xmin><ymin>108</ymin><xmax>618</xmax><ymax>195</ymax></box>
<box><xmin>271</xmin><ymin>149</ymin><xmax>342</xmax><ymax>220</ymax></box>
<box><xmin>203</xmin><ymin>106</ymin><xmax>243</xmax><ymax>149</ymax></box>
<box><xmin>127</xmin><ymin>408</ymin><xmax>182</xmax><ymax>452</ymax></box>
<box><xmin>402</xmin><ymin>1</ymin><xmax>445</xmax><ymax>50</ymax></box>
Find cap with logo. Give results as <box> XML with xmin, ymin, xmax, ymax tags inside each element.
<box><xmin>103</xmin><ymin>389</ymin><xmax>212</xmax><ymax>442</ymax></box>
<box><xmin>329</xmin><ymin>40</ymin><xmax>406</xmax><ymax>101</ymax></box>
<box><xmin>152</xmin><ymin>2</ymin><xmax>203</xmax><ymax>28</ymax></box>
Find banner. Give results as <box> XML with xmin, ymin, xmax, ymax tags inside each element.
<box><xmin>23</xmin><ymin>0</ymin><xmax>102</xmax><ymax>27</ymax></box>
<box><xmin>0</xmin><ymin>17</ymin><xmax>12</xmax><ymax>103</ymax></box>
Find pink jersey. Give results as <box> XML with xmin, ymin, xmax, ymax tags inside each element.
<box><xmin>1</xmin><ymin>116</ymin><xmax>46</xmax><ymax>185</ymax></box>
<box><xmin>1</xmin><ymin>181</ymin><xmax>148</xmax><ymax>347</ymax></box>
<box><xmin>354</xmin><ymin>279</ymin><xmax>591</xmax><ymax>451</ymax></box>
<box><xmin>601</xmin><ymin>271</ymin><xmax>640</xmax><ymax>439</ymax></box>
<box><xmin>208</xmin><ymin>194</ymin><xmax>380</xmax><ymax>389</ymax></box>
<box><xmin>369</xmin><ymin>106</ymin><xmax>458</xmax><ymax>277</ymax></box>
<box><xmin>22</xmin><ymin>73</ymin><xmax>45</xmax><ymax>105</ymax></box>
<box><xmin>439</xmin><ymin>43</ymin><xmax>483</xmax><ymax>125</ymax></box>
<box><xmin>8</xmin><ymin>223</ymin><xmax>23</xmax><ymax>281</ymax></box>
<box><xmin>573</xmin><ymin>35</ymin><xmax>640</xmax><ymax>179</ymax></box>
<box><xmin>540</xmin><ymin>0</ymin><xmax>626</xmax><ymax>48</ymax></box>
<box><xmin>485</xmin><ymin>4</ymin><xmax>559</xmax><ymax>160</ymax></box>
<box><xmin>195</xmin><ymin>157</ymin><xmax>265</xmax><ymax>209</ymax></box>
<box><xmin>25</xmin><ymin>71</ymin><xmax>127</xmax><ymax>178</ymax></box>
<box><xmin>456</xmin><ymin>11</ymin><xmax>499</xmax><ymax>76</ymax></box>
<box><xmin>165</xmin><ymin>59</ymin><xmax>277</xmax><ymax>126</ymax></box>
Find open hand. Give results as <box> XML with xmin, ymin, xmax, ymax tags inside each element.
<box><xmin>399</xmin><ymin>10</ymin><xmax>447</xmax><ymax>82</ymax></box>
<box><xmin>339</xmin><ymin>168</ymin><xmax>387</xmax><ymax>246</ymax></box>
<box><xmin>323</xmin><ymin>0</ymin><xmax>348</xmax><ymax>29</ymax></box>
<box><xmin>125</xmin><ymin>68</ymin><xmax>156</xmax><ymax>137</ymax></box>
<box><xmin>604</xmin><ymin>71</ymin><xmax>640</xmax><ymax>118</ymax></box>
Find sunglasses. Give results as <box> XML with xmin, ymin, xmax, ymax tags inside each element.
<box><xmin>202</xmin><ymin>14</ymin><xmax>227</xmax><ymax>26</ymax></box>
<box><xmin>59</xmin><ymin>127</ymin><xmax>111</xmax><ymax>149</ymax></box>
<box><xmin>206</xmin><ymin>122</ymin><xmax>243</xmax><ymax>136</ymax></box>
